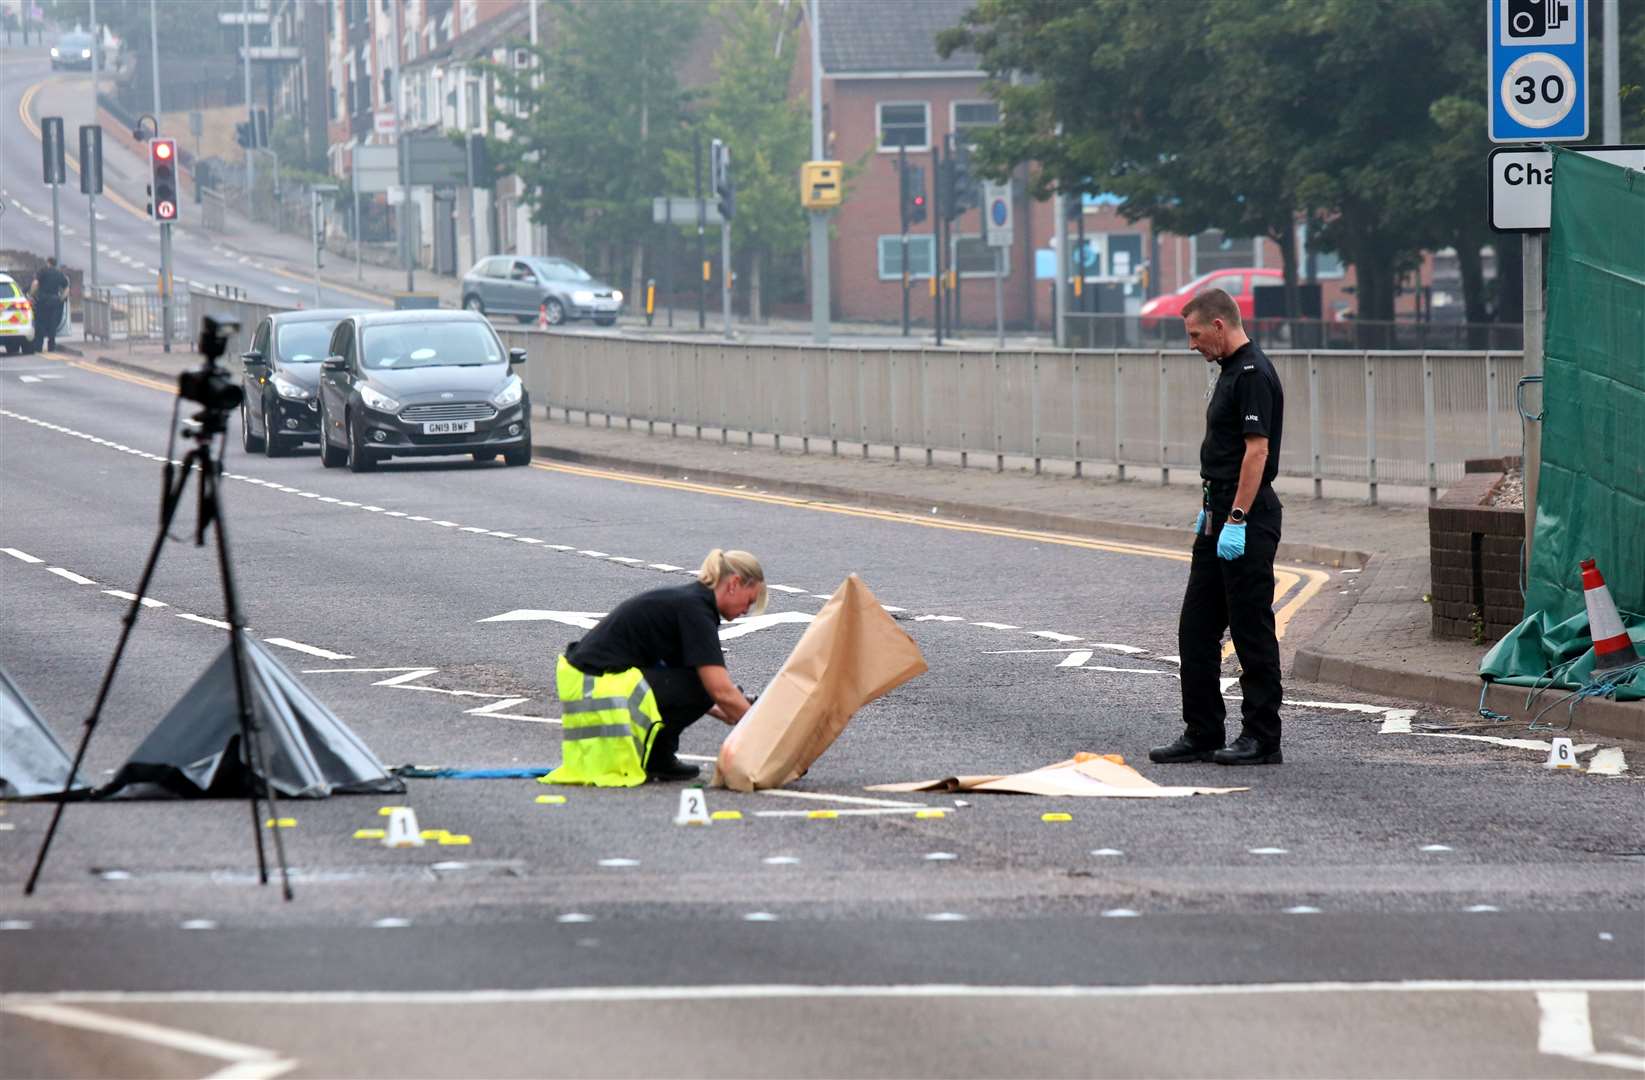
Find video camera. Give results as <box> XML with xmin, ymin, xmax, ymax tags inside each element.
<box><xmin>177</xmin><ymin>315</ymin><xmax>244</xmax><ymax>431</ymax></box>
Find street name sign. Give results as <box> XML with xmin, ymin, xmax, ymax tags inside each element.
<box><xmin>652</xmin><ymin>196</ymin><xmax>723</xmax><ymax>227</ymax></box>
<box><xmin>1488</xmin><ymin>0</ymin><xmax>1587</xmax><ymax>142</ymax></box>
<box><xmin>1488</xmin><ymin>145</ymin><xmax>1645</xmax><ymax>230</ymax></box>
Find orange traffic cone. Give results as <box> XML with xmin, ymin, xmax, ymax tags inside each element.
<box><xmin>537</xmin><ymin>303</ymin><xmax>549</xmax><ymax>330</ymax></box>
<box><xmin>1580</xmin><ymin>558</ymin><xmax>1641</xmax><ymax>670</ymax></box>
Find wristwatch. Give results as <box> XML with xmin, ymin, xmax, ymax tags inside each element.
<box><xmin>1228</xmin><ymin>508</ymin><xmax>1246</xmax><ymax>524</ymax></box>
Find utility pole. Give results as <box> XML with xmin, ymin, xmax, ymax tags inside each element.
<box><xmin>1602</xmin><ymin>0</ymin><xmax>1620</xmax><ymax>143</ymax></box>
<box><xmin>695</xmin><ymin>133</ymin><xmax>705</xmax><ymax>330</ymax></box>
<box><xmin>931</xmin><ymin>142</ymin><xmax>943</xmax><ymax>347</ymax></box>
<box><xmin>1053</xmin><ymin>188</ymin><xmax>1069</xmax><ymax>348</ymax></box>
<box><xmin>148</xmin><ymin>0</ymin><xmax>161</xmax><ymax>117</ymax></box>
<box><xmin>898</xmin><ymin>145</ymin><xmax>909</xmax><ymax>337</ymax></box>
<box><xmin>241</xmin><ymin>0</ymin><xmax>254</xmax><ymax>209</ymax></box>
<box><xmin>87</xmin><ymin>0</ymin><xmax>100</xmax><ymax>295</ymax></box>
<box><xmin>43</xmin><ymin>118</ymin><xmax>63</xmax><ymax>264</ymax></box>
<box><xmin>807</xmin><ymin>0</ymin><xmax>829</xmax><ymax>344</ymax></box>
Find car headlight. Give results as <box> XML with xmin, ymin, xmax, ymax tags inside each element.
<box><xmin>50</xmin><ymin>47</ymin><xmax>60</xmax><ymax>56</ymax></box>
<box><xmin>491</xmin><ymin>376</ymin><xmax>523</xmax><ymax>408</ymax></box>
<box><xmin>612</xmin><ymin>290</ymin><xmax>624</xmax><ymax>304</ymax></box>
<box><xmin>270</xmin><ymin>374</ymin><xmax>312</xmax><ymax>400</ymax></box>
<box><xmin>81</xmin><ymin>48</ymin><xmax>92</xmax><ymax>58</ymax></box>
<box><xmin>572</xmin><ymin>290</ymin><xmax>594</xmax><ymax>304</ymax></box>
<box><xmin>359</xmin><ymin>385</ymin><xmax>401</xmax><ymax>413</ymax></box>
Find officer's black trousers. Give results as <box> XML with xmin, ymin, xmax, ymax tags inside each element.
<box><xmin>639</xmin><ymin>665</ymin><xmax>713</xmax><ymax>762</ymax></box>
<box><xmin>1177</xmin><ymin>507</ymin><xmax>1284</xmax><ymax>747</ymax></box>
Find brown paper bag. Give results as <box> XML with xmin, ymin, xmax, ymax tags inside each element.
<box><xmin>712</xmin><ymin>574</ymin><xmax>927</xmax><ymax>791</ymax></box>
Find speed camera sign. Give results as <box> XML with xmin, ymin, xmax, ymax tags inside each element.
<box><xmin>1489</xmin><ymin>0</ymin><xmax>1587</xmax><ymax>142</ymax></box>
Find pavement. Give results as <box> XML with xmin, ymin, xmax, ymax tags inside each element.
<box><xmin>67</xmin><ymin>339</ymin><xmax>1644</xmax><ymax>744</ymax></box>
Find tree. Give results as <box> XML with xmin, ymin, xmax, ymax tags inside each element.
<box><xmin>45</xmin><ymin>0</ymin><xmax>236</xmax><ymax>65</ymax></box>
<box><xmin>483</xmin><ymin>0</ymin><xmax>703</xmax><ymax>297</ymax></box>
<box><xmin>687</xmin><ymin>0</ymin><xmax>810</xmax><ymax>322</ymax></box>
<box><xmin>939</xmin><ymin>0</ymin><xmax>1500</xmax><ymax>327</ymax></box>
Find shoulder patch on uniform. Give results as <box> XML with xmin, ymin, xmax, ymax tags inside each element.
<box><xmin>1242</xmin><ymin>365</ymin><xmax>1254</xmax><ymax>371</ymax></box>
<box><xmin>1245</xmin><ymin>414</ymin><xmax>1260</xmax><ymax>421</ymax></box>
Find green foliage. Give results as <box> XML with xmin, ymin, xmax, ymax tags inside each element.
<box><xmin>937</xmin><ymin>0</ymin><xmax>1500</xmax><ymax>321</ymax></box>
<box><xmin>481</xmin><ymin>0</ymin><xmax>703</xmax><ymax>268</ymax></box>
<box><xmin>44</xmin><ymin>0</ymin><xmax>238</xmax><ymax>58</ymax></box>
<box><xmin>694</xmin><ymin>0</ymin><xmax>810</xmax><ymax>262</ymax></box>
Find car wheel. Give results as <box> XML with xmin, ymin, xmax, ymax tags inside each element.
<box><xmin>542</xmin><ymin>298</ymin><xmax>565</xmax><ymax>326</ymax></box>
<box><xmin>264</xmin><ymin>402</ymin><xmax>292</xmax><ymax>458</ymax></box>
<box><xmin>463</xmin><ymin>294</ymin><xmax>485</xmax><ymax>315</ymax></box>
<box><xmin>504</xmin><ymin>441</ymin><xmax>532</xmax><ymax>467</ymax></box>
<box><xmin>241</xmin><ymin>401</ymin><xmax>265</xmax><ymax>453</ymax></box>
<box><xmin>318</xmin><ymin>403</ymin><xmax>346</xmax><ymax>468</ymax></box>
<box><xmin>346</xmin><ymin>409</ymin><xmax>377</xmax><ymax>473</ymax></box>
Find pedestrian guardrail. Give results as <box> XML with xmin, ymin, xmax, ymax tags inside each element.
<box><xmin>500</xmin><ymin>332</ymin><xmax>1525</xmax><ymax>505</ymax></box>
<box><xmin>83</xmin><ymin>287</ymin><xmax>192</xmax><ymax>347</ymax></box>
<box><xmin>1063</xmin><ymin>313</ymin><xmax>1525</xmax><ymax>352</ymax></box>
<box><xmin>185</xmin><ymin>287</ymin><xmax>290</xmax><ymax>365</ymax></box>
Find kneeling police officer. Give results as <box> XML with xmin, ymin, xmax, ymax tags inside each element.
<box><xmin>546</xmin><ymin>549</ymin><xmax>766</xmax><ymax>785</ymax></box>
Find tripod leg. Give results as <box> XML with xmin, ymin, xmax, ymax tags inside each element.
<box><xmin>25</xmin><ymin>452</ymin><xmax>194</xmax><ymax>895</ymax></box>
<box><xmin>204</xmin><ymin>458</ymin><xmax>294</xmax><ymax>901</ymax></box>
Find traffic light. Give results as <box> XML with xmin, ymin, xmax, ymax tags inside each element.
<box><xmin>253</xmin><ymin>108</ymin><xmax>269</xmax><ymax>149</ymax></box>
<box><xmin>900</xmin><ymin>162</ymin><xmax>926</xmax><ymax>228</ymax></box>
<box><xmin>149</xmin><ymin>137</ymin><xmax>179</xmax><ymax>222</ymax></box>
<box><xmin>710</xmin><ymin>138</ymin><xmax>735</xmax><ymax>221</ymax></box>
<box><xmin>235</xmin><ymin>121</ymin><xmax>252</xmax><ymax>148</ymax></box>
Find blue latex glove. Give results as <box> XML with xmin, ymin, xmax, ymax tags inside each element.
<box><xmin>1193</xmin><ymin>509</ymin><xmax>1206</xmax><ymax>537</ymax></box>
<box><xmin>1216</xmin><ymin>521</ymin><xmax>1247</xmax><ymax>560</ymax></box>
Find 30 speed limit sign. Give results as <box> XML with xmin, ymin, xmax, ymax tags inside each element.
<box><xmin>1489</xmin><ymin>0</ymin><xmax>1587</xmax><ymax>143</ymax></box>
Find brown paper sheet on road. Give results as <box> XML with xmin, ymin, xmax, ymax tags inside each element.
<box><xmin>868</xmin><ymin>752</ymin><xmax>1247</xmax><ymax>798</ymax></box>
<box><xmin>713</xmin><ymin>575</ymin><xmax>928</xmax><ymax>792</ymax></box>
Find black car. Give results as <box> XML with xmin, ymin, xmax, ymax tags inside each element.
<box><xmin>239</xmin><ymin>309</ymin><xmax>354</xmax><ymax>457</ymax></box>
<box><xmin>316</xmin><ymin>310</ymin><xmax>531</xmax><ymax>472</ymax></box>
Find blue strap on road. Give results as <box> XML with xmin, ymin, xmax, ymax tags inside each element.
<box><xmin>392</xmin><ymin>765</ymin><xmax>555</xmax><ymax>779</ymax></box>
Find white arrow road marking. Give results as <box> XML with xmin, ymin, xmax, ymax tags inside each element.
<box><xmin>2</xmin><ymin>548</ymin><xmax>43</xmax><ymax>563</ymax></box>
<box><xmin>263</xmin><ymin>638</ymin><xmax>354</xmax><ymax>660</ymax></box>
<box><xmin>478</xmin><ymin>610</ymin><xmax>605</xmax><ymax>630</ymax></box>
<box><xmin>18</xmin><ymin>374</ymin><xmax>64</xmax><ymax>383</ymax></box>
<box><xmin>0</xmin><ymin>1002</ymin><xmax>296</xmax><ymax>1079</ymax></box>
<box><xmin>1058</xmin><ymin>651</ymin><xmax>1094</xmax><ymax>668</ymax></box>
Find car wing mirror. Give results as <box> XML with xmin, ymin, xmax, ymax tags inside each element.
<box><xmin>321</xmin><ymin>355</ymin><xmax>347</xmax><ymax>372</ymax></box>
<box><xmin>509</xmin><ymin>348</ymin><xmax>528</xmax><ymax>365</ymax></box>
<box><xmin>241</xmin><ymin>350</ymin><xmax>264</xmax><ymax>365</ymax></box>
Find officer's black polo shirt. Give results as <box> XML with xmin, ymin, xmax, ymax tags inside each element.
<box><xmin>1200</xmin><ymin>341</ymin><xmax>1284</xmax><ymax>488</ymax></box>
<box><xmin>566</xmin><ymin>582</ymin><xmax>725</xmax><ymax>675</ymax></box>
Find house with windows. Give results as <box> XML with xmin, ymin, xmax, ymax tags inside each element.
<box><xmin>807</xmin><ymin>0</ymin><xmax>1391</xmax><ymax>333</ymax></box>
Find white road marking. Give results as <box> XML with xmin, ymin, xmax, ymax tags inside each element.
<box><xmin>924</xmin><ymin>852</ymin><xmax>957</xmax><ymax>861</ymax></box>
<box><xmin>556</xmin><ymin>913</ymin><xmax>594</xmax><ymax>923</ymax></box>
<box><xmin>972</xmin><ymin>622</ymin><xmax>1021</xmax><ymax>630</ymax></box>
<box><xmin>718</xmin><ymin>610</ymin><xmax>814</xmax><ymax>640</ymax></box>
<box><xmin>1073</xmin><ymin>665</ymin><xmax>1175</xmax><ymax>675</ymax></box>
<box><xmin>767</xmin><ymin>584</ymin><xmax>809</xmax><ymax>594</ymax></box>
<box><xmin>925</xmin><ymin>912</ymin><xmax>968</xmax><ymax>922</ymax></box>
<box><xmin>180</xmin><ymin>920</ymin><xmax>218</xmax><ymax>930</ymax></box>
<box><xmin>915</xmin><ymin>615</ymin><xmax>964</xmax><ymax>622</ymax></box>
<box><xmin>0</xmin><ymin>921</ymin><xmax>33</xmax><ymax>930</ymax></box>
<box><xmin>597</xmin><ymin>858</ymin><xmax>639</xmax><ymax>868</ymax></box>
<box><xmin>263</xmin><ymin>638</ymin><xmax>354</xmax><ymax>660</ymax></box>
<box><xmin>578</xmin><ymin>549</ymin><xmax>609</xmax><ymax>557</ymax></box>
<box><xmin>1248</xmin><ymin>847</ymin><xmax>1289</xmax><ymax>855</ymax></box>
<box><xmin>753</xmin><ymin>807</ymin><xmax>928</xmax><ymax>818</ymax></box>
<box><xmin>1420</xmin><ymin>845</ymin><xmax>1453</xmax><ymax>852</ymax></box>
<box><xmin>1090</xmin><ymin>849</ymin><xmax>1124</xmax><ymax>857</ymax></box>
<box><xmin>649</xmin><ymin>563</ymin><xmax>684</xmax><ymax>571</ymax></box>
<box><xmin>1088</xmin><ymin>642</ymin><xmax>1148</xmax><ymax>655</ymax></box>
<box><xmin>0</xmin><ymin>1002</ymin><xmax>295</xmax><ymax>1078</ymax></box>
<box><xmin>177</xmin><ymin>614</ymin><xmax>232</xmax><ymax>630</ymax></box>
<box><xmin>1465</xmin><ymin>905</ymin><xmax>1500</xmax><ymax>913</ymax></box>
<box><xmin>464</xmin><ymin>697</ymin><xmax>533</xmax><ymax>716</ymax></box>
<box><xmin>372</xmin><ymin>918</ymin><xmax>412</xmax><ymax>928</ymax></box>
<box><xmin>373</xmin><ymin>669</ymin><xmax>441</xmax><ymax>687</ymax></box>
<box><xmin>479</xmin><ymin>609</ymin><xmax>604</xmax><ymax>629</ymax></box>
<box><xmin>1058</xmin><ymin>651</ymin><xmax>1095</xmax><ymax>667</ymax></box>
<box><xmin>1101</xmin><ymin>909</ymin><xmax>1140</xmax><ymax>918</ymax></box>
<box><xmin>606</xmin><ymin>555</ymin><xmax>641</xmax><ymax>563</ymax></box>
<box><xmin>513</xmin><ymin>537</ymin><xmax>543</xmax><ymax>544</ymax></box>
<box><xmin>46</xmin><ymin>567</ymin><xmax>97</xmax><ymax>585</ymax></box>
<box><xmin>755</xmin><ymin>789</ymin><xmax>924</xmax><ymax>810</ymax></box>
<box><xmin>1031</xmin><ymin>630</ymin><xmax>1083</xmax><ymax>643</ymax></box>
<box><xmin>102</xmin><ymin>590</ymin><xmax>166</xmax><ymax>608</ymax></box>
<box><xmin>2</xmin><ymin>548</ymin><xmax>43</xmax><ymax>563</ymax></box>
<box><xmin>762</xmin><ymin>856</ymin><xmax>800</xmax><ymax>865</ymax></box>
<box><xmin>1284</xmin><ymin>906</ymin><xmax>1321</xmax><ymax>914</ymax></box>
<box><xmin>743</xmin><ymin>912</ymin><xmax>780</xmax><ymax>922</ymax></box>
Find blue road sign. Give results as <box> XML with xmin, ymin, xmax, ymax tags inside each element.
<box><xmin>1489</xmin><ymin>0</ymin><xmax>1587</xmax><ymax>143</ymax></box>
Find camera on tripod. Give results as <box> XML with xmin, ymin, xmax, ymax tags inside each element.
<box><xmin>178</xmin><ymin>315</ymin><xmax>244</xmax><ymax>433</ymax></box>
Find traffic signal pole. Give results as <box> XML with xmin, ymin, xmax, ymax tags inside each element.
<box><xmin>931</xmin><ymin>143</ymin><xmax>943</xmax><ymax>347</ymax></box>
<box><xmin>695</xmin><ymin>134</ymin><xmax>705</xmax><ymax>331</ymax></box>
<box><xmin>898</xmin><ymin>145</ymin><xmax>909</xmax><ymax>337</ymax></box>
<box><xmin>159</xmin><ymin>221</ymin><xmax>173</xmax><ymax>352</ymax></box>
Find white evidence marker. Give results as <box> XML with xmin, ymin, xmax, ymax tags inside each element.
<box><xmin>674</xmin><ymin>788</ymin><xmax>710</xmax><ymax>827</ymax></box>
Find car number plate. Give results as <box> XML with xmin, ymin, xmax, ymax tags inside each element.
<box><xmin>423</xmin><ymin>420</ymin><xmax>476</xmax><ymax>435</ymax></box>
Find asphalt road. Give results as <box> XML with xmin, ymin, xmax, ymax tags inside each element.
<box><xmin>1</xmin><ymin>52</ymin><xmax>388</xmax><ymax>313</ymax></box>
<box><xmin>2</xmin><ymin>340</ymin><xmax>1642</xmax><ymax>1076</ymax></box>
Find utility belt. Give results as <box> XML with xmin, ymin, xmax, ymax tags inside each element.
<box><xmin>1200</xmin><ymin>479</ymin><xmax>1281</xmax><ymax>516</ymax></box>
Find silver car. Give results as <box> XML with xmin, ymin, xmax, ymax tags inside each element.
<box><xmin>460</xmin><ymin>256</ymin><xmax>623</xmax><ymax>326</ymax></box>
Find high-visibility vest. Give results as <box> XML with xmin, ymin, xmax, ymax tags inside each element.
<box><xmin>541</xmin><ymin>654</ymin><xmax>663</xmax><ymax>787</ymax></box>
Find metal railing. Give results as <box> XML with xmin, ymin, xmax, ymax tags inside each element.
<box><xmin>1064</xmin><ymin>313</ymin><xmax>1525</xmax><ymax>352</ymax></box>
<box><xmin>185</xmin><ymin>287</ymin><xmax>291</xmax><ymax>364</ymax></box>
<box><xmin>82</xmin><ymin>287</ymin><xmax>192</xmax><ymax>346</ymax></box>
<box><xmin>504</xmin><ymin>332</ymin><xmax>1525</xmax><ymax>505</ymax></box>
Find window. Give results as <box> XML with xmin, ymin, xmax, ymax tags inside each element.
<box><xmin>1297</xmin><ymin>223</ymin><xmax>1344</xmax><ymax>279</ymax></box>
<box><xmin>951</xmin><ymin>100</ymin><xmax>999</xmax><ymax>140</ymax></box>
<box><xmin>876</xmin><ymin>102</ymin><xmax>929</xmax><ymax>152</ymax></box>
<box><xmin>951</xmin><ymin>234</ymin><xmax>1010</xmax><ymax>279</ymax></box>
<box><xmin>877</xmin><ymin>235</ymin><xmax>935</xmax><ymax>280</ymax></box>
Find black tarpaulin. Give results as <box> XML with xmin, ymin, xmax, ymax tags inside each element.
<box><xmin>0</xmin><ymin>666</ymin><xmax>92</xmax><ymax>800</ymax></box>
<box><xmin>102</xmin><ymin>636</ymin><xmax>404</xmax><ymax>799</ymax></box>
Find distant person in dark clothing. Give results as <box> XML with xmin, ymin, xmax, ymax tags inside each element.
<box><xmin>29</xmin><ymin>257</ymin><xmax>69</xmax><ymax>353</ymax></box>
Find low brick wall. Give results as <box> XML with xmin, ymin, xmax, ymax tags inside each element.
<box><xmin>1429</xmin><ymin>458</ymin><xmax>1525</xmax><ymax>641</ymax></box>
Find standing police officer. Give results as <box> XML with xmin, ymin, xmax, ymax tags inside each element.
<box><xmin>1151</xmin><ymin>288</ymin><xmax>1286</xmax><ymax>766</ymax></box>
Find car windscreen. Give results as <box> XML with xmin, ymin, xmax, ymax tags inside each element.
<box><xmin>1</xmin><ymin>280</ymin><xmax>20</xmax><ymax>300</ymax></box>
<box><xmin>535</xmin><ymin>259</ymin><xmax>592</xmax><ymax>282</ymax></box>
<box><xmin>276</xmin><ymin>321</ymin><xmax>340</xmax><ymax>362</ymax></box>
<box><xmin>361</xmin><ymin>321</ymin><xmax>504</xmax><ymax>370</ymax></box>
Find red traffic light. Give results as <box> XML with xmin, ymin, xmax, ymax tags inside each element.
<box><xmin>153</xmin><ymin>141</ymin><xmax>172</xmax><ymax>160</ymax></box>
<box><xmin>913</xmin><ymin>195</ymin><xmax>925</xmax><ymax>207</ymax></box>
